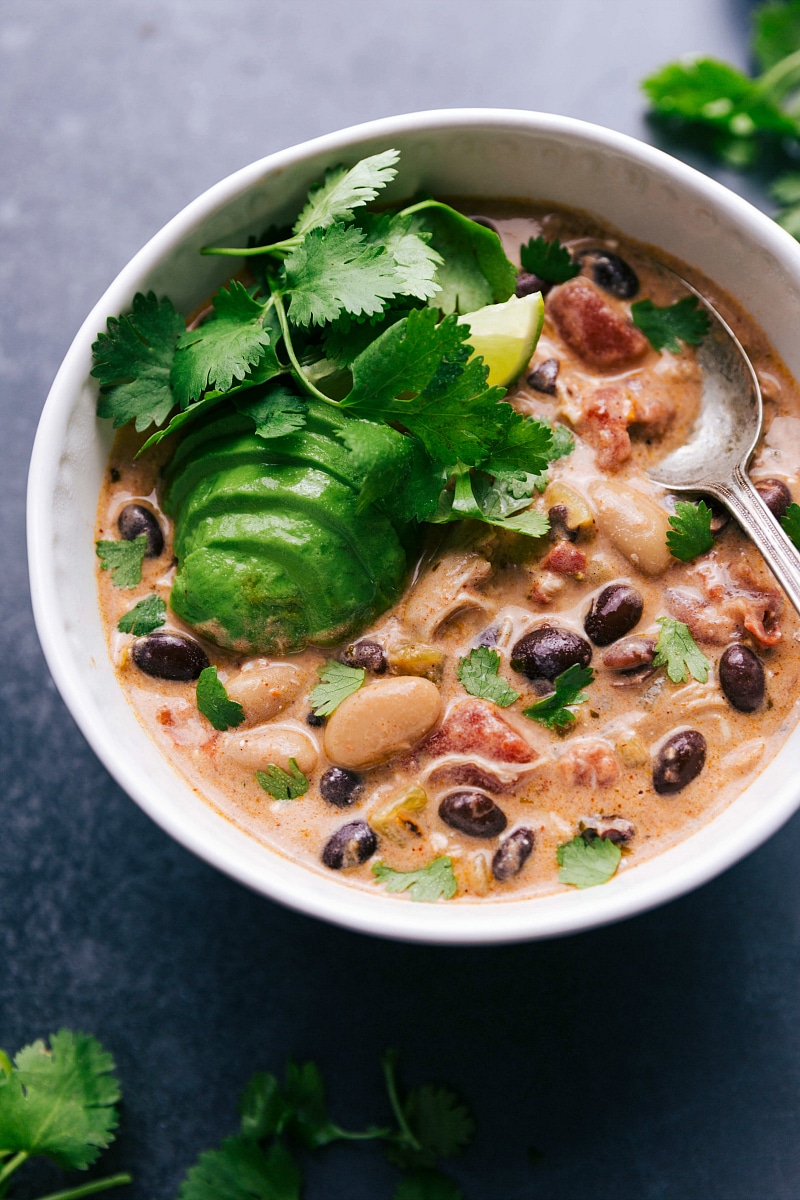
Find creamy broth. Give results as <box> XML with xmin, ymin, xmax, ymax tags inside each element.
<box><xmin>96</xmin><ymin>204</ymin><xmax>800</xmax><ymax>900</ymax></box>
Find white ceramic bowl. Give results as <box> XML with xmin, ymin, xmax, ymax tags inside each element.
<box><xmin>28</xmin><ymin>109</ymin><xmax>800</xmax><ymax>944</ymax></box>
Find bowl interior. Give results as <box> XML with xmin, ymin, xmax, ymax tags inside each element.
<box><xmin>28</xmin><ymin>109</ymin><xmax>800</xmax><ymax>943</ymax></box>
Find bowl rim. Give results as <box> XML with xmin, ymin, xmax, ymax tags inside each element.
<box><xmin>27</xmin><ymin>106</ymin><xmax>800</xmax><ymax>944</ymax></box>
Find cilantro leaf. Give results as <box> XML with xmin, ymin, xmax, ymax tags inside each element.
<box><xmin>337</xmin><ymin>418</ymin><xmax>415</xmax><ymax>513</ymax></box>
<box><xmin>196</xmin><ymin>666</ymin><xmax>245</xmax><ymax>731</ymax></box>
<box><xmin>92</xmin><ymin>291</ymin><xmax>184</xmax><ymax>431</ymax></box>
<box><xmin>238</xmin><ymin>1072</ymin><xmax>288</xmax><ymax>1142</ymax></box>
<box><xmin>631</xmin><ymin>296</ymin><xmax>710</xmax><ymax>353</ymax></box>
<box><xmin>642</xmin><ymin>56</ymin><xmax>798</xmax><ymax>139</ymax></box>
<box><xmin>309</xmin><ymin>659</ymin><xmax>365</xmax><ymax>716</ymax></box>
<box><xmin>519</xmin><ymin>236</ymin><xmax>579</xmax><ymax>284</ymax></box>
<box><xmin>0</xmin><ymin>1030</ymin><xmax>121</xmax><ymax>1170</ymax></box>
<box><xmin>372</xmin><ymin>857</ymin><xmax>458</xmax><ymax>903</ymax></box>
<box><xmin>436</xmin><ymin>463</ymin><xmax>550</xmax><ymax>538</ymax></box>
<box><xmin>284</xmin><ymin>224</ymin><xmax>402</xmax><ymax>328</ymax></box>
<box><xmin>283</xmin><ymin>1061</ymin><xmax>345</xmax><ymax>1149</ymax></box>
<box><xmin>171</xmin><ymin>283</ymin><xmax>277</xmax><ymax>407</ymax></box>
<box><xmin>753</xmin><ymin>1</ymin><xmax>800</xmax><ymax>72</ymax></box>
<box><xmin>666</xmin><ymin>499</ymin><xmax>715</xmax><ymax>561</ymax></box>
<box><xmin>408</xmin><ymin>202</ymin><xmax>516</xmax><ymax>314</ymax></box>
<box><xmin>394</xmin><ymin>1170</ymin><xmax>463</xmax><ymax>1200</ymax></box>
<box><xmin>178</xmin><ymin>1135</ymin><xmax>301</xmax><ymax>1200</ymax></box>
<box><xmin>117</xmin><ymin>593</ymin><xmax>166</xmax><ymax>635</ymax></box>
<box><xmin>96</xmin><ymin>536</ymin><xmax>147</xmax><ymax>588</ymax></box>
<box><xmin>234</xmin><ymin>385</ymin><xmax>308</xmax><ymax>440</ymax></box>
<box><xmin>293</xmin><ymin>148</ymin><xmax>400</xmax><ymax>236</ymax></box>
<box><xmin>457</xmin><ymin>647</ymin><xmax>520</xmax><ymax>707</ymax></box>
<box><xmin>255</xmin><ymin>759</ymin><xmax>309</xmax><ymax>801</ymax></box>
<box><xmin>479</xmin><ymin>413</ymin><xmax>555</xmax><ymax>480</ymax></box>
<box><xmin>522</xmin><ymin>663</ymin><xmax>594</xmax><ymax>728</ymax></box>
<box><xmin>345</xmin><ymin>306</ymin><xmax>468</xmax><ymax>412</ymax></box>
<box><xmin>781</xmin><ymin>501</ymin><xmax>800</xmax><ymax>548</ymax></box>
<box><xmin>404</xmin><ymin>1086</ymin><xmax>474</xmax><ymax>1160</ymax></box>
<box><xmin>360</xmin><ymin>212</ymin><xmax>443</xmax><ymax>302</ymax></box>
<box><xmin>772</xmin><ymin>173</ymin><xmax>800</xmax><ymax>239</ymax></box>
<box><xmin>557</xmin><ymin>833</ymin><xmax>622</xmax><ymax>888</ymax></box>
<box><xmin>653</xmin><ymin>617</ymin><xmax>710</xmax><ymax>683</ymax></box>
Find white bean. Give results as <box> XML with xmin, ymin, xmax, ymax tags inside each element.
<box><xmin>225</xmin><ymin>662</ymin><xmax>303</xmax><ymax>726</ymax></box>
<box><xmin>223</xmin><ymin>725</ymin><xmax>318</xmax><ymax>775</ymax></box>
<box><xmin>324</xmin><ymin>676</ymin><xmax>442</xmax><ymax>769</ymax></box>
<box><xmin>589</xmin><ymin>480</ymin><xmax>672</xmax><ymax>575</ymax></box>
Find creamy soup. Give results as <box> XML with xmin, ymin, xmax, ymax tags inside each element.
<box><xmin>95</xmin><ymin>201</ymin><xmax>800</xmax><ymax>901</ymax></box>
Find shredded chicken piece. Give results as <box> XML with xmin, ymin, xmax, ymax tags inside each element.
<box><xmin>558</xmin><ymin>739</ymin><xmax>620</xmax><ymax>788</ymax></box>
<box><xmin>425</xmin><ymin>701</ymin><xmax>538</xmax><ymax>763</ymax></box>
<box><xmin>403</xmin><ymin>550</ymin><xmax>493</xmax><ymax>638</ymax></box>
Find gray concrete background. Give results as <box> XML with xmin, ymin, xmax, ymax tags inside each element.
<box><xmin>3</xmin><ymin>1</ymin><xmax>799</xmax><ymax>1197</ymax></box>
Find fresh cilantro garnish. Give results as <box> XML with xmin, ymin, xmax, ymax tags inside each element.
<box><xmin>234</xmin><ymin>384</ymin><xmax>308</xmax><ymax>440</ymax></box>
<box><xmin>666</xmin><ymin>499</ymin><xmax>715</xmax><ymax>561</ymax></box>
<box><xmin>117</xmin><ymin>593</ymin><xmax>166</xmax><ymax>635</ymax></box>
<box><xmin>359</xmin><ymin>212</ymin><xmax>443</xmax><ymax>303</ymax></box>
<box><xmin>0</xmin><ymin>1030</ymin><xmax>124</xmax><ymax>1175</ymax></box>
<box><xmin>522</xmin><ymin>663</ymin><xmax>594</xmax><ymax>728</ymax></box>
<box><xmin>519</xmin><ymin>236</ymin><xmax>579</xmax><ymax>283</ymax></box>
<box><xmin>434</xmin><ymin>463</ymin><xmax>550</xmax><ymax>537</ymax></box>
<box><xmin>631</xmin><ymin>296</ymin><xmax>711</xmax><ymax>353</ymax></box>
<box><xmin>556</xmin><ymin>833</ymin><xmax>622</xmax><ymax>888</ymax></box>
<box><xmin>292</xmin><ymin>148</ymin><xmax>400</xmax><ymax>236</ymax></box>
<box><xmin>457</xmin><ymin>647</ymin><xmax>520</xmax><ymax>707</ymax></box>
<box><xmin>404</xmin><ymin>201</ymin><xmax>517</xmax><ymax>315</ymax></box>
<box><xmin>255</xmin><ymin>759</ymin><xmax>309</xmax><ymax>801</ymax></box>
<box><xmin>372</xmin><ymin>857</ymin><xmax>458</xmax><ymax>903</ymax></box>
<box><xmin>95</xmin><ymin>536</ymin><xmax>147</xmax><ymax>588</ymax></box>
<box><xmin>171</xmin><ymin>283</ymin><xmax>277</xmax><ymax>407</ymax></box>
<box><xmin>196</xmin><ymin>666</ymin><xmax>245</xmax><ymax>731</ymax></box>
<box><xmin>309</xmin><ymin>659</ymin><xmax>365</xmax><ymax>716</ymax></box>
<box><xmin>781</xmin><ymin>501</ymin><xmax>800</xmax><ymax>548</ymax></box>
<box><xmin>337</xmin><ymin>419</ymin><xmax>416</xmax><ymax>513</ymax></box>
<box><xmin>92</xmin><ymin>291</ymin><xmax>184</xmax><ymax>431</ymax></box>
<box><xmin>284</xmin><ymin>223</ymin><xmax>406</xmax><ymax>328</ymax></box>
<box><xmin>653</xmin><ymin>616</ymin><xmax>710</xmax><ymax>683</ymax></box>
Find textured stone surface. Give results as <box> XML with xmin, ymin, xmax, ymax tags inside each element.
<box><xmin>2</xmin><ymin>2</ymin><xmax>798</xmax><ymax>1197</ymax></box>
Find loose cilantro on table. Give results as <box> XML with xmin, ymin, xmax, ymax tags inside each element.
<box><xmin>255</xmin><ymin>759</ymin><xmax>309</xmax><ymax>801</ymax></box>
<box><xmin>666</xmin><ymin>499</ymin><xmax>715</xmax><ymax>561</ymax></box>
<box><xmin>557</xmin><ymin>833</ymin><xmax>622</xmax><ymax>888</ymax></box>
<box><xmin>95</xmin><ymin>536</ymin><xmax>147</xmax><ymax>588</ymax></box>
<box><xmin>456</xmin><ymin>647</ymin><xmax>520</xmax><ymax>708</ymax></box>
<box><xmin>523</xmin><ymin>664</ymin><xmax>594</xmax><ymax>729</ymax></box>
<box><xmin>372</xmin><ymin>857</ymin><xmax>458</xmax><ymax>903</ymax></box>
<box><xmin>782</xmin><ymin>501</ymin><xmax>800</xmax><ymax>549</ymax></box>
<box><xmin>309</xmin><ymin>659</ymin><xmax>366</xmax><ymax>716</ymax></box>
<box><xmin>631</xmin><ymin>296</ymin><xmax>710</xmax><ymax>353</ymax></box>
<box><xmin>0</xmin><ymin>1030</ymin><xmax>131</xmax><ymax>1200</ymax></box>
<box><xmin>196</xmin><ymin>666</ymin><xmax>245</xmax><ymax>731</ymax></box>
<box><xmin>519</xmin><ymin>236</ymin><xmax>580</xmax><ymax>284</ymax></box>
<box><xmin>116</xmin><ymin>593</ymin><xmax>166</xmax><ymax>635</ymax></box>
<box><xmin>652</xmin><ymin>617</ymin><xmax>710</xmax><ymax>683</ymax></box>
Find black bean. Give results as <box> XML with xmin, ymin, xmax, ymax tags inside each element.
<box><xmin>117</xmin><ymin>503</ymin><xmax>164</xmax><ymax>558</ymax></box>
<box><xmin>755</xmin><ymin>477</ymin><xmax>792</xmax><ymax>520</ymax></box>
<box><xmin>584</xmin><ymin>583</ymin><xmax>644</xmax><ymax>647</ymax></box>
<box><xmin>579</xmin><ymin>249</ymin><xmax>639</xmax><ymax>299</ymax></box>
<box><xmin>492</xmin><ymin>827</ymin><xmax>535</xmax><ymax>881</ymax></box>
<box><xmin>306</xmin><ymin>711</ymin><xmax>326</xmax><ymax>727</ymax></box>
<box><xmin>581</xmin><ymin>815</ymin><xmax>635</xmax><ymax>845</ymax></box>
<box><xmin>439</xmin><ymin>791</ymin><xmax>508</xmax><ymax>839</ymax></box>
<box><xmin>467</xmin><ymin>215</ymin><xmax>499</xmax><ymax>232</ymax></box>
<box><xmin>510</xmin><ymin>625</ymin><xmax>592</xmax><ymax>680</ymax></box>
<box><xmin>320</xmin><ymin>766</ymin><xmax>364</xmax><ymax>808</ymax></box>
<box><xmin>516</xmin><ymin>270</ymin><xmax>552</xmax><ymax>299</ymax></box>
<box><xmin>475</xmin><ymin>624</ymin><xmax>500</xmax><ymax>648</ymax></box>
<box><xmin>719</xmin><ymin>644</ymin><xmax>765</xmax><ymax>713</ymax></box>
<box><xmin>652</xmin><ymin>729</ymin><xmax>706</xmax><ymax>795</ymax></box>
<box><xmin>547</xmin><ymin>504</ymin><xmax>578</xmax><ymax>543</ymax></box>
<box><xmin>321</xmin><ymin>820</ymin><xmax>377</xmax><ymax>870</ymax></box>
<box><xmin>528</xmin><ymin>358</ymin><xmax>560</xmax><ymax>395</ymax></box>
<box><xmin>131</xmin><ymin>630</ymin><xmax>209</xmax><ymax>681</ymax></box>
<box><xmin>340</xmin><ymin>639</ymin><xmax>387</xmax><ymax>673</ymax></box>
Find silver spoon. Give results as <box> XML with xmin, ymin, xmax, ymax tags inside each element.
<box><xmin>646</xmin><ymin>276</ymin><xmax>800</xmax><ymax>615</ymax></box>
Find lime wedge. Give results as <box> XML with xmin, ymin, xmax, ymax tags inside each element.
<box><xmin>457</xmin><ymin>292</ymin><xmax>545</xmax><ymax>388</ymax></box>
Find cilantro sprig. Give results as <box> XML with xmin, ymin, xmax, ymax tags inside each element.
<box><xmin>457</xmin><ymin>647</ymin><xmax>520</xmax><ymax>707</ymax></box>
<box><xmin>523</xmin><ymin>664</ymin><xmax>594</xmax><ymax>729</ymax></box>
<box><xmin>519</xmin><ymin>236</ymin><xmax>580</xmax><ymax>284</ymax></box>
<box><xmin>255</xmin><ymin>759</ymin><xmax>309</xmax><ymax>801</ymax></box>
<box><xmin>309</xmin><ymin>659</ymin><xmax>365</xmax><ymax>716</ymax></box>
<box><xmin>557</xmin><ymin>833</ymin><xmax>622</xmax><ymax>888</ymax></box>
<box><xmin>653</xmin><ymin>617</ymin><xmax>710</xmax><ymax>683</ymax></box>
<box><xmin>0</xmin><ymin>1030</ymin><xmax>131</xmax><ymax>1199</ymax></box>
<box><xmin>631</xmin><ymin>296</ymin><xmax>710</xmax><ymax>353</ymax></box>
<box><xmin>196</xmin><ymin>666</ymin><xmax>245</xmax><ymax>731</ymax></box>
<box><xmin>372</xmin><ymin>857</ymin><xmax>458</xmax><ymax>902</ymax></box>
<box><xmin>95</xmin><ymin>536</ymin><xmax>146</xmax><ymax>588</ymax></box>
<box><xmin>781</xmin><ymin>501</ymin><xmax>800</xmax><ymax>549</ymax></box>
<box><xmin>116</xmin><ymin>593</ymin><xmax>166</xmax><ymax>635</ymax></box>
<box><xmin>666</xmin><ymin>499</ymin><xmax>715</xmax><ymax>561</ymax></box>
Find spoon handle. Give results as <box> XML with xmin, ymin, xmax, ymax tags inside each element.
<box><xmin>712</xmin><ymin>468</ymin><xmax>800</xmax><ymax>617</ymax></box>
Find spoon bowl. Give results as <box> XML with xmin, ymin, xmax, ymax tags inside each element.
<box><xmin>647</xmin><ymin>279</ymin><xmax>800</xmax><ymax>616</ymax></box>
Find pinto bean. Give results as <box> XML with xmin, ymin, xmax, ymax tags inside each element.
<box><xmin>438</xmin><ymin>791</ymin><xmax>508</xmax><ymax>838</ymax></box>
<box><xmin>225</xmin><ymin>663</ymin><xmax>303</xmax><ymax>725</ymax></box>
<box><xmin>652</xmin><ymin>730</ymin><xmax>706</xmax><ymax>795</ymax></box>
<box><xmin>584</xmin><ymin>583</ymin><xmax>644</xmax><ymax>646</ymax></box>
<box><xmin>224</xmin><ymin>726</ymin><xmax>318</xmax><ymax>776</ymax></box>
<box><xmin>321</xmin><ymin>820</ymin><xmax>377</xmax><ymax>870</ymax></box>
<box><xmin>602</xmin><ymin>636</ymin><xmax>656</xmax><ymax>672</ymax></box>
<box><xmin>323</xmin><ymin>676</ymin><xmax>441</xmax><ymax>769</ymax></box>
<box><xmin>492</xmin><ymin>828</ymin><xmax>535</xmax><ymax>881</ymax></box>
<box><xmin>589</xmin><ymin>480</ymin><xmax>672</xmax><ymax>575</ymax></box>
<box><xmin>719</xmin><ymin>644</ymin><xmax>765</xmax><ymax>713</ymax></box>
